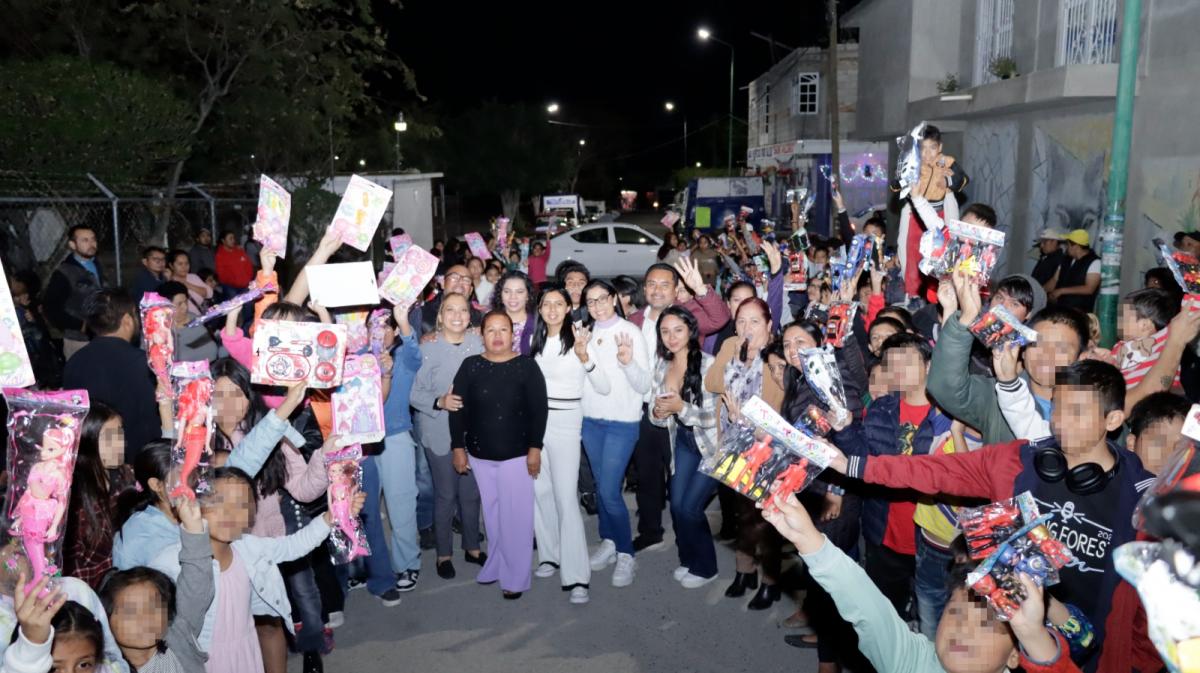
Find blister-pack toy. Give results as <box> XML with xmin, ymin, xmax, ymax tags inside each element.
<box><xmin>2</xmin><ymin>388</ymin><xmax>89</xmax><ymax>591</ymax></box>
<box><xmin>796</xmin><ymin>404</ymin><xmax>833</xmax><ymax>438</ymax></box>
<box><xmin>325</xmin><ymin>444</ymin><xmax>370</xmax><ymax>563</ymax></box>
<box><xmin>331</xmin><ymin>354</ymin><xmax>386</xmax><ymax>444</ymax></box>
<box><xmin>786</xmin><ymin>249</ymin><xmax>808</xmax><ymax>292</ymax></box>
<box><xmin>140</xmin><ymin>292</ymin><xmax>174</xmax><ymax>399</ymax></box>
<box><xmin>895</xmin><ymin>122</ymin><xmax>926</xmax><ymax>197</ymax></box>
<box><xmin>251</xmin><ymin>320</ymin><xmax>348</xmax><ymax>388</ymax></box>
<box><xmin>168</xmin><ymin>361</ymin><xmax>214</xmax><ymax>501</ymax></box>
<box><xmin>335</xmin><ymin>311</ymin><xmax>370</xmax><ymax>356</ymax></box>
<box><xmin>388</xmin><ymin>233</ymin><xmax>412</xmax><ymax>260</ymax></box>
<box><xmin>1154</xmin><ymin>238</ymin><xmax>1200</xmax><ymax>299</ymax></box>
<box><xmin>186</xmin><ymin>281</ymin><xmax>277</xmax><ymax>328</ymax></box>
<box><xmin>368</xmin><ymin>308</ymin><xmax>391</xmax><ymax>357</ymax></box>
<box><xmin>969</xmin><ymin>305</ymin><xmax>1038</xmax><ymax>350</ymax></box>
<box><xmin>252</xmin><ymin>175</ymin><xmax>290</xmax><ymax>258</ymax></box>
<box><xmin>330</xmin><ymin>175</ymin><xmax>391</xmax><ymax>252</ymax></box>
<box><xmin>0</xmin><ymin>257</ymin><xmax>34</xmax><ymax>388</ymax></box>
<box><xmin>958</xmin><ymin>491</ymin><xmax>1043</xmax><ymax>560</ymax></box>
<box><xmin>493</xmin><ymin>217</ymin><xmax>511</xmax><ymax>258</ymax></box>
<box><xmin>824</xmin><ymin>302</ymin><xmax>858</xmax><ymax>348</ymax></box>
<box><xmin>922</xmin><ymin>219</ymin><xmax>1006</xmax><ymax>285</ymax></box>
<box><xmin>800</xmin><ymin>347</ymin><xmax>849</xmax><ymax>419</ymax></box>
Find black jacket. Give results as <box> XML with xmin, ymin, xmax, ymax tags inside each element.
<box><xmin>62</xmin><ymin>336</ymin><xmax>159</xmax><ymax>463</ymax></box>
<box><xmin>43</xmin><ymin>256</ymin><xmax>105</xmax><ymax>341</ymax></box>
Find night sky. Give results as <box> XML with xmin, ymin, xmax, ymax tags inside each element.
<box><xmin>383</xmin><ymin>0</ymin><xmax>860</xmax><ymax>189</ymax></box>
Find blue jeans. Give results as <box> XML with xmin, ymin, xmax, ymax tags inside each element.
<box><xmin>414</xmin><ymin>439</ymin><xmax>435</xmax><ymax>531</ymax></box>
<box><xmin>280</xmin><ymin>559</ymin><xmax>324</xmax><ymax>652</ymax></box>
<box><xmin>359</xmin><ymin>456</ymin><xmax>398</xmax><ymax>595</ymax></box>
<box><xmin>669</xmin><ymin>428</ymin><xmax>718</xmax><ymax>578</ymax></box>
<box><xmin>378</xmin><ymin>432</ymin><xmax>421</xmax><ymax>573</ymax></box>
<box><xmin>581</xmin><ymin>417</ymin><xmax>640</xmax><ymax>555</ymax></box>
<box><xmin>915</xmin><ymin>532</ymin><xmax>954</xmax><ymax>639</ymax></box>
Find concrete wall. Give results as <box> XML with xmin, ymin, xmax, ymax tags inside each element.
<box><xmin>748</xmin><ymin>44</ymin><xmax>860</xmax><ymax>147</ymax></box>
<box><xmin>849</xmin><ymin>0</ymin><xmax>915</xmax><ymax>140</ymax></box>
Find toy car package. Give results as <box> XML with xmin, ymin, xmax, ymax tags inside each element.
<box><xmin>968</xmin><ymin>305</ymin><xmax>1038</xmax><ymax>350</ymax></box>
<box><xmin>702</xmin><ymin>396</ymin><xmax>839</xmax><ymax>509</ymax></box>
<box><xmin>800</xmin><ymin>347</ymin><xmax>849</xmax><ymax>419</ymax></box>
<box><xmin>786</xmin><ymin>250</ymin><xmax>808</xmax><ymax>292</ymax></box>
<box><xmin>1154</xmin><ymin>237</ymin><xmax>1200</xmax><ymax>298</ymax></box>
<box><xmin>824</xmin><ymin>301</ymin><xmax>858</xmax><ymax>348</ymax></box>
<box><xmin>923</xmin><ymin>219</ymin><xmax>1005</xmax><ymax>285</ymax></box>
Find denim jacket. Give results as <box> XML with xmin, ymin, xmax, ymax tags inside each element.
<box><xmin>112</xmin><ymin>411</ymin><xmax>306</xmax><ymax>569</ymax></box>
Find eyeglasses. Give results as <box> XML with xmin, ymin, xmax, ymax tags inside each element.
<box><xmin>444</xmin><ymin>273</ymin><xmax>466</xmax><ymax>284</ymax></box>
<box><xmin>585</xmin><ymin>293</ymin><xmax>611</xmax><ymax>307</ymax></box>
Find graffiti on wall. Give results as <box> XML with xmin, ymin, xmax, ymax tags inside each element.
<box><xmin>964</xmin><ymin>121</ymin><xmax>1018</xmax><ymax>272</ymax></box>
<box><xmin>1138</xmin><ymin>159</ymin><xmax>1200</xmax><ymax>274</ymax></box>
<box><xmin>1025</xmin><ymin>116</ymin><xmax>1111</xmax><ymax>263</ymax></box>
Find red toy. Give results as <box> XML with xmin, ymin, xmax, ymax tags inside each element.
<box><xmin>169</xmin><ymin>363</ymin><xmax>214</xmax><ymax>500</ymax></box>
<box><xmin>761</xmin><ymin>458</ymin><xmax>811</xmax><ymax>511</ymax></box>
<box><xmin>731</xmin><ymin>436</ymin><xmax>774</xmax><ymax>493</ymax></box>
<box><xmin>140</xmin><ymin>293</ymin><xmax>174</xmax><ymax>401</ymax></box>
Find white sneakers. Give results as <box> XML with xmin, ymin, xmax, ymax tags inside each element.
<box><xmin>569</xmin><ymin>586</ymin><xmax>590</xmax><ymax>604</ymax></box>
<box><xmin>589</xmin><ymin>539</ymin><xmax>617</xmax><ymax>570</ymax></box>
<box><xmin>612</xmin><ymin>553</ymin><xmax>637</xmax><ymax>587</ymax></box>
<box><xmin>673</xmin><ymin>566</ymin><xmax>690</xmax><ymax>582</ymax></box>
<box><xmin>534</xmin><ymin>562</ymin><xmax>558</xmax><ymax>579</ymax></box>
<box><xmin>680</xmin><ymin>573</ymin><xmax>716</xmax><ymax>589</ymax></box>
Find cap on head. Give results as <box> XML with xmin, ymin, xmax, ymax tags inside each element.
<box><xmin>1037</xmin><ymin>228</ymin><xmax>1067</xmax><ymax>242</ymax></box>
<box><xmin>1065</xmin><ymin>229</ymin><xmax>1090</xmax><ymax>247</ymax></box>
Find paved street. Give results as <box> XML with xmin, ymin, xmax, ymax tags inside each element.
<box><xmin>291</xmin><ymin>494</ymin><xmax>820</xmax><ymax>673</ymax></box>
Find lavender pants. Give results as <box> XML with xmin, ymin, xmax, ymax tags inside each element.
<box><xmin>470</xmin><ymin>454</ymin><xmax>534</xmax><ymax>593</ymax></box>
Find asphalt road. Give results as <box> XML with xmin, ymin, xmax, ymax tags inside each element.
<box><xmin>290</xmin><ymin>494</ymin><xmax>821</xmax><ymax>673</ymax></box>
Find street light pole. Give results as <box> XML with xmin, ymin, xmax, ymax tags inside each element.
<box><xmin>393</xmin><ymin>113</ymin><xmax>408</xmax><ymax>173</ymax></box>
<box><xmin>698</xmin><ymin>29</ymin><xmax>735</xmax><ymax>176</ymax></box>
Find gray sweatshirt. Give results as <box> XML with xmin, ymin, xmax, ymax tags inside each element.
<box><xmin>410</xmin><ymin>334</ymin><xmax>483</xmax><ymax>456</ymax></box>
<box><xmin>155</xmin><ymin>527</ymin><xmax>215</xmax><ymax>673</ymax></box>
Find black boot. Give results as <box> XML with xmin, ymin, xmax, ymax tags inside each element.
<box><xmin>747</xmin><ymin>583</ymin><xmax>782</xmax><ymax>610</ymax></box>
<box><xmin>724</xmin><ymin>571</ymin><xmax>759</xmax><ymax>598</ymax></box>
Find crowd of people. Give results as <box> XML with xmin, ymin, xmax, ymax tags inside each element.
<box><xmin>1</xmin><ymin>125</ymin><xmax>1197</xmax><ymax>673</ymax></box>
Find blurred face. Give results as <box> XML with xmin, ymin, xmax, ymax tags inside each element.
<box><xmin>883</xmin><ymin>345</ymin><xmax>926</xmax><ymax>392</ymax></box>
<box><xmin>1181</xmin><ymin>237</ymin><xmax>1200</xmax><ymax>255</ymax></box>
<box><xmin>920</xmin><ymin>138</ymin><xmax>943</xmax><ymax>165</ymax></box>
<box><xmin>500</xmin><ymin>278</ymin><xmax>528</xmax><ymax>314</ymax></box>
<box><xmin>1067</xmin><ymin>241</ymin><xmax>1087</xmax><ymax>259</ymax></box>
<box><xmin>658</xmin><ymin>314</ymin><xmax>691</xmax><ymax>355</ymax></box>
<box><xmin>644</xmin><ymin>269</ymin><xmax>678</xmax><ymax>311</ymax></box>
<box><xmin>935</xmin><ymin>588</ymin><xmax>1018</xmax><ymax>673</ymax></box>
<box><xmin>1120</xmin><ymin>304</ymin><xmax>1156</xmax><ymax>340</ymax></box>
<box><xmin>143</xmin><ymin>250</ymin><xmax>166</xmax><ymax>274</ymax></box>
<box><xmin>564</xmin><ymin>272</ymin><xmax>588</xmax><ymax>305</ymax></box>
<box><xmin>869</xmin><ymin>323</ymin><xmax>900</xmax><ymax>355</ymax></box>
<box><xmin>585</xmin><ymin>286</ymin><xmax>616</xmax><ymax>322</ymax></box>
<box><xmin>99</xmin><ymin>416</ymin><xmax>124</xmax><ymax>469</ymax></box>
<box><xmin>168</xmin><ymin>254</ymin><xmax>190</xmax><ymax>278</ymax></box>
<box><xmin>1130</xmin><ymin>417</ymin><xmax>1185</xmax><ymax>474</ymax></box>
<box><xmin>539</xmin><ymin>292</ymin><xmax>569</xmax><ymax>330</ymax></box>
<box><xmin>699</xmin><ymin>237</ymin><xmax>711</xmax><ymax>250</ymax></box>
<box><xmin>727</xmin><ymin>285</ymin><xmax>755</xmax><ymax>317</ymax></box>
<box><xmin>10</xmin><ymin>278</ymin><xmax>29</xmax><ymax>307</ymax></box>
<box><xmin>782</xmin><ymin>325</ymin><xmax>818</xmax><ymax>369</ymax></box>
<box><xmin>869</xmin><ymin>366</ymin><xmax>888</xmax><ymax>398</ymax></box>
<box><xmin>1051</xmin><ymin>386</ymin><xmax>1120</xmax><ymax>457</ymax></box>
<box><xmin>991</xmin><ymin>290</ymin><xmax>1028</xmax><ymax>323</ymax></box>
<box><xmin>443</xmin><ymin>265</ymin><xmax>472</xmax><ymax>295</ymax></box>
<box><xmin>961</xmin><ymin>212</ymin><xmax>990</xmax><ymax>229</ymax></box>
<box><xmin>69</xmin><ymin>229</ymin><xmax>98</xmax><ymax>259</ymax></box>
<box><xmin>483</xmin><ymin>314</ymin><xmax>513</xmax><ymax>354</ymax></box>
<box><xmin>52</xmin><ymin>635</ymin><xmax>98</xmax><ymax>673</ymax></box>
<box><xmin>108</xmin><ymin>581</ymin><xmax>168</xmax><ymax>652</ymax></box>
<box><xmin>439</xmin><ymin>294</ymin><xmax>471</xmax><ymax>335</ymax></box>
<box><xmin>532</xmin><ymin>242</ymin><xmax>545</xmax><ymax>256</ymax></box>
<box><xmin>735</xmin><ymin>303</ymin><xmax>770</xmax><ymax>350</ymax></box>
<box><xmin>213</xmin><ymin>376</ymin><xmax>249</xmax><ymax>428</ymax></box>
<box><xmin>485</xmin><ymin>266</ymin><xmax>501</xmax><ymax>283</ymax></box>
<box><xmin>1022</xmin><ymin>321</ymin><xmax>1081</xmax><ymax>389</ymax></box>
<box><xmin>201</xmin><ymin>477</ymin><xmax>253</xmax><ymax>543</ymax></box>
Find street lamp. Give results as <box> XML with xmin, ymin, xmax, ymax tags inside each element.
<box><xmin>393</xmin><ymin>113</ymin><xmax>407</xmax><ymax>172</ymax></box>
<box><xmin>579</xmin><ymin>139</ymin><xmax>586</xmax><ymax>146</ymax></box>
<box><xmin>358</xmin><ymin>159</ymin><xmax>366</xmax><ymax>167</ymax></box>
<box><xmin>698</xmin><ymin>27</ymin><xmax>735</xmax><ymax>176</ymax></box>
<box><xmin>664</xmin><ymin>101</ymin><xmax>688</xmax><ymax>172</ymax></box>
<box><xmin>695</xmin><ymin>161</ymin><xmax>702</xmax><ymax>168</ymax></box>
<box><xmin>547</xmin><ymin>103</ymin><xmax>560</xmax><ymax>114</ymax></box>
<box><xmin>664</xmin><ymin>101</ymin><xmax>675</xmax><ymax>112</ymax></box>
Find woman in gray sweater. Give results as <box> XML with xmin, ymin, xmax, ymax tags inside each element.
<box><xmin>409</xmin><ymin>293</ymin><xmax>486</xmax><ymax>580</ymax></box>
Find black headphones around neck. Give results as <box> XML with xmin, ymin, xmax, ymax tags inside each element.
<box><xmin>1032</xmin><ymin>439</ymin><xmax>1119</xmax><ymax>495</ymax></box>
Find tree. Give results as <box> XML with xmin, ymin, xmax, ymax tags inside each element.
<box><xmin>441</xmin><ymin>102</ymin><xmax>573</xmax><ymax>222</ymax></box>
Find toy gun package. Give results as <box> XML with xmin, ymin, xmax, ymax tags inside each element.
<box><xmin>960</xmin><ymin>492</ymin><xmax>1075</xmax><ymax>620</ymax></box>
<box><xmin>1154</xmin><ymin>237</ymin><xmax>1200</xmax><ymax>300</ymax></box>
<box><xmin>702</xmin><ymin>396</ymin><xmax>839</xmax><ymax>510</ymax></box>
<box><xmin>824</xmin><ymin>301</ymin><xmax>858</xmax><ymax>349</ymax></box>
<box><xmin>968</xmin><ymin>305</ymin><xmax>1038</xmax><ymax>350</ymax></box>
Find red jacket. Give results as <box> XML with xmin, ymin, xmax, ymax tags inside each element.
<box><xmin>215</xmin><ymin>244</ymin><xmax>254</xmax><ymax>289</ymax></box>
<box><xmin>1022</xmin><ymin>632</ymin><xmax>1083</xmax><ymax>673</ymax></box>
<box><xmin>627</xmin><ymin>285</ymin><xmax>730</xmax><ymax>338</ymax></box>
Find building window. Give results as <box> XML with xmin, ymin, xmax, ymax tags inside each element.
<box><xmin>790</xmin><ymin>72</ymin><xmax>819</xmax><ymax>115</ymax></box>
<box><xmin>1058</xmin><ymin>0</ymin><xmax>1118</xmax><ymax>66</ymax></box>
<box><xmin>974</xmin><ymin>0</ymin><xmax>1014</xmax><ymax>85</ymax></box>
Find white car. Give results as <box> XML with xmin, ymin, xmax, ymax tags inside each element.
<box><xmin>545</xmin><ymin>223</ymin><xmax>662</xmax><ymax>278</ymax></box>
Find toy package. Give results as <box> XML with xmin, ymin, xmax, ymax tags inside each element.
<box><xmin>2</xmin><ymin>388</ymin><xmax>89</xmax><ymax>590</ymax></box>
<box><xmin>252</xmin><ymin>174</ymin><xmax>291</xmax><ymax>258</ymax></box>
<box><xmin>388</xmin><ymin>233</ymin><xmax>412</xmax><ymax>259</ymax></box>
<box><xmin>368</xmin><ymin>308</ymin><xmax>391</xmax><ymax>356</ymax></box>
<box><xmin>330</xmin><ymin>174</ymin><xmax>392</xmax><ymax>252</ymax></box>
<box><xmin>493</xmin><ymin>217</ymin><xmax>511</xmax><ymax>257</ymax></box>
<box><xmin>140</xmin><ymin>292</ymin><xmax>174</xmax><ymax>399</ymax></box>
<box><xmin>961</xmin><ymin>493</ymin><xmax>1075</xmax><ymax>620</ymax></box>
<box><xmin>824</xmin><ymin>301</ymin><xmax>858</xmax><ymax>349</ymax></box>
<box><xmin>841</xmin><ymin>234</ymin><xmax>874</xmax><ymax>285</ymax></box>
<box><xmin>1115</xmin><ymin>541</ymin><xmax>1200</xmax><ymax>673</ymax></box>
<box><xmin>335</xmin><ymin>311</ymin><xmax>370</xmax><ymax>356</ymax></box>
<box><xmin>969</xmin><ymin>305</ymin><xmax>1038</xmax><ymax>350</ymax></box>
<box><xmin>186</xmin><ymin>280</ymin><xmax>277</xmax><ymax>328</ymax></box>
<box><xmin>377</xmin><ymin>262</ymin><xmax>395</xmax><ymax>287</ymax></box>
<box><xmin>738</xmin><ymin>207</ymin><xmax>758</xmax><ymax>255</ymax></box>
<box><xmin>785</xmin><ymin>249</ymin><xmax>808</xmax><ymax>292</ymax></box>
<box><xmin>661</xmin><ymin>211</ymin><xmax>680</xmax><ymax>228</ymax></box>
<box><xmin>796</xmin><ymin>404</ymin><xmax>833</xmax><ymax>438</ymax></box>
<box><xmin>168</xmin><ymin>361</ymin><xmax>214</xmax><ymax>501</ymax></box>
<box><xmin>1154</xmin><ymin>237</ymin><xmax>1200</xmax><ymax>299</ymax></box>
<box><xmin>702</xmin><ymin>396</ymin><xmax>839</xmax><ymax>509</ymax></box>
<box><xmin>803</xmin><ymin>302</ymin><xmax>829</xmax><ymax>325</ymax></box>
<box><xmin>895</xmin><ymin>121</ymin><xmax>926</xmax><ymax>197</ymax></box>
<box><xmin>379</xmin><ymin>245</ymin><xmax>439</xmax><ymax>311</ymax></box>
<box><xmin>800</xmin><ymin>347</ymin><xmax>849</xmax><ymax>420</ymax></box>
<box><xmin>250</xmin><ymin>320</ymin><xmax>348</xmax><ymax>388</ymax></box>
<box><xmin>464</xmin><ymin>232</ymin><xmax>491</xmax><ymax>260</ymax></box>
<box><xmin>0</xmin><ymin>258</ymin><xmax>34</xmax><ymax>388</ymax></box>
<box><xmin>325</xmin><ymin>444</ymin><xmax>370</xmax><ymax>563</ymax></box>
<box><xmin>921</xmin><ymin>219</ymin><xmax>1006</xmax><ymax>285</ymax></box>
<box><xmin>331</xmin><ymin>354</ymin><xmax>386</xmax><ymax>444</ymax></box>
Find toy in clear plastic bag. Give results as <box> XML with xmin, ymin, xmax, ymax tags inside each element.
<box><xmin>331</xmin><ymin>354</ymin><xmax>386</xmax><ymax>444</ymax></box>
<box><xmin>168</xmin><ymin>361</ymin><xmax>214</xmax><ymax>501</ymax></box>
<box><xmin>1115</xmin><ymin>540</ymin><xmax>1200</xmax><ymax>673</ymax></box>
<box><xmin>140</xmin><ymin>292</ymin><xmax>174</xmax><ymax>400</ymax></box>
<box><xmin>923</xmin><ymin>219</ymin><xmax>1006</xmax><ymax>285</ymax></box>
<box><xmin>837</xmin><ymin>234</ymin><xmax>874</xmax><ymax>290</ymax></box>
<box><xmin>2</xmin><ymin>388</ymin><xmax>89</xmax><ymax>592</ymax></box>
<box><xmin>0</xmin><ymin>257</ymin><xmax>35</xmax><ymax>388</ymax></box>
<box><xmin>368</xmin><ymin>308</ymin><xmax>391</xmax><ymax>357</ymax></box>
<box><xmin>739</xmin><ymin>206</ymin><xmax>759</xmax><ymax>255</ymax></box>
<box><xmin>895</xmin><ymin>122</ymin><xmax>927</xmax><ymax>197</ymax></box>
<box><xmin>796</xmin><ymin>404</ymin><xmax>833</xmax><ymax>438</ymax></box>
<box><xmin>785</xmin><ymin>250</ymin><xmax>808</xmax><ymax>292</ymax></box>
<box><xmin>186</xmin><ymin>280</ymin><xmax>277</xmax><ymax>328</ymax></box>
<box><xmin>803</xmin><ymin>302</ymin><xmax>829</xmax><ymax>325</ymax></box>
<box><xmin>335</xmin><ymin>311</ymin><xmax>371</xmax><ymax>356</ymax></box>
<box><xmin>958</xmin><ymin>491</ymin><xmax>1043</xmax><ymax>560</ymax></box>
<box><xmin>800</xmin><ymin>347</ymin><xmax>849</xmax><ymax>419</ymax></box>
<box><xmin>702</xmin><ymin>396</ymin><xmax>839</xmax><ymax>508</ymax></box>
<box><xmin>1154</xmin><ymin>238</ymin><xmax>1200</xmax><ymax>300</ymax></box>
<box><xmin>824</xmin><ymin>301</ymin><xmax>858</xmax><ymax>348</ymax></box>
<box><xmin>492</xmin><ymin>217</ymin><xmax>511</xmax><ymax>258</ymax></box>
<box><xmin>325</xmin><ymin>444</ymin><xmax>370</xmax><ymax>563</ymax></box>
<box><xmin>969</xmin><ymin>305</ymin><xmax>1038</xmax><ymax>350</ymax></box>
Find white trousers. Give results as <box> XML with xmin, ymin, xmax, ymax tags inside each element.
<box><xmin>533</xmin><ymin>407</ymin><xmax>591</xmax><ymax>588</ymax></box>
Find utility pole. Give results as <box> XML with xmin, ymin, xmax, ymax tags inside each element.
<box><xmin>727</xmin><ymin>49</ymin><xmax>735</xmax><ymax>176</ymax></box>
<box><xmin>1097</xmin><ymin>0</ymin><xmax>1142</xmax><ymax>347</ymax></box>
<box><xmin>827</xmin><ymin>0</ymin><xmax>840</xmax><ymax>233</ymax></box>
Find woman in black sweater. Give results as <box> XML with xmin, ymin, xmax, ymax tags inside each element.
<box><xmin>448</xmin><ymin>311</ymin><xmax>549</xmax><ymax>599</ymax></box>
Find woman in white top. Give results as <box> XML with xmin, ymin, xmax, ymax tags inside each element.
<box><xmin>579</xmin><ymin>279</ymin><xmax>650</xmax><ymax>588</ymax></box>
<box><xmin>530</xmin><ymin>287</ymin><xmax>610</xmax><ymax>605</ymax></box>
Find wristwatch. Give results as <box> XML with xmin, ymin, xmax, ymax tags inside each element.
<box><xmin>432</xmin><ymin>398</ymin><xmax>441</xmax><ymax>411</ymax></box>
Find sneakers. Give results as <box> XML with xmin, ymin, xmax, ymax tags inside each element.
<box><xmin>632</xmin><ymin>535</ymin><xmax>667</xmax><ymax>553</ymax></box>
<box><xmin>680</xmin><ymin>573</ymin><xmax>717</xmax><ymax>589</ymax></box>
<box><xmin>346</xmin><ymin>578</ymin><xmax>367</xmax><ymax>592</ymax></box>
<box><xmin>611</xmin><ymin>553</ymin><xmax>636</xmax><ymax>587</ymax></box>
<box><xmin>569</xmin><ymin>586</ymin><xmax>590</xmax><ymax>604</ymax></box>
<box><xmin>534</xmin><ymin>562</ymin><xmax>558</xmax><ymax>579</ymax></box>
<box><xmin>378</xmin><ymin>589</ymin><xmax>402</xmax><ymax>607</ymax></box>
<box><xmin>672</xmin><ymin>566</ymin><xmax>690</xmax><ymax>582</ymax></box>
<box><xmin>395</xmin><ymin>570</ymin><xmax>419</xmax><ymax>592</ymax></box>
<box><xmin>324</xmin><ymin>611</ymin><xmax>344</xmax><ymax>629</ymax></box>
<box><xmin>589</xmin><ymin>540</ymin><xmax>617</xmax><ymax>570</ymax></box>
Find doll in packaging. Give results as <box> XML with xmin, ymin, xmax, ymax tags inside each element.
<box><xmin>168</xmin><ymin>361</ymin><xmax>214</xmax><ymax>500</ymax></box>
<box><xmin>140</xmin><ymin>293</ymin><xmax>174</xmax><ymax>399</ymax></box>
<box><xmin>325</xmin><ymin>444</ymin><xmax>370</xmax><ymax>563</ymax></box>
